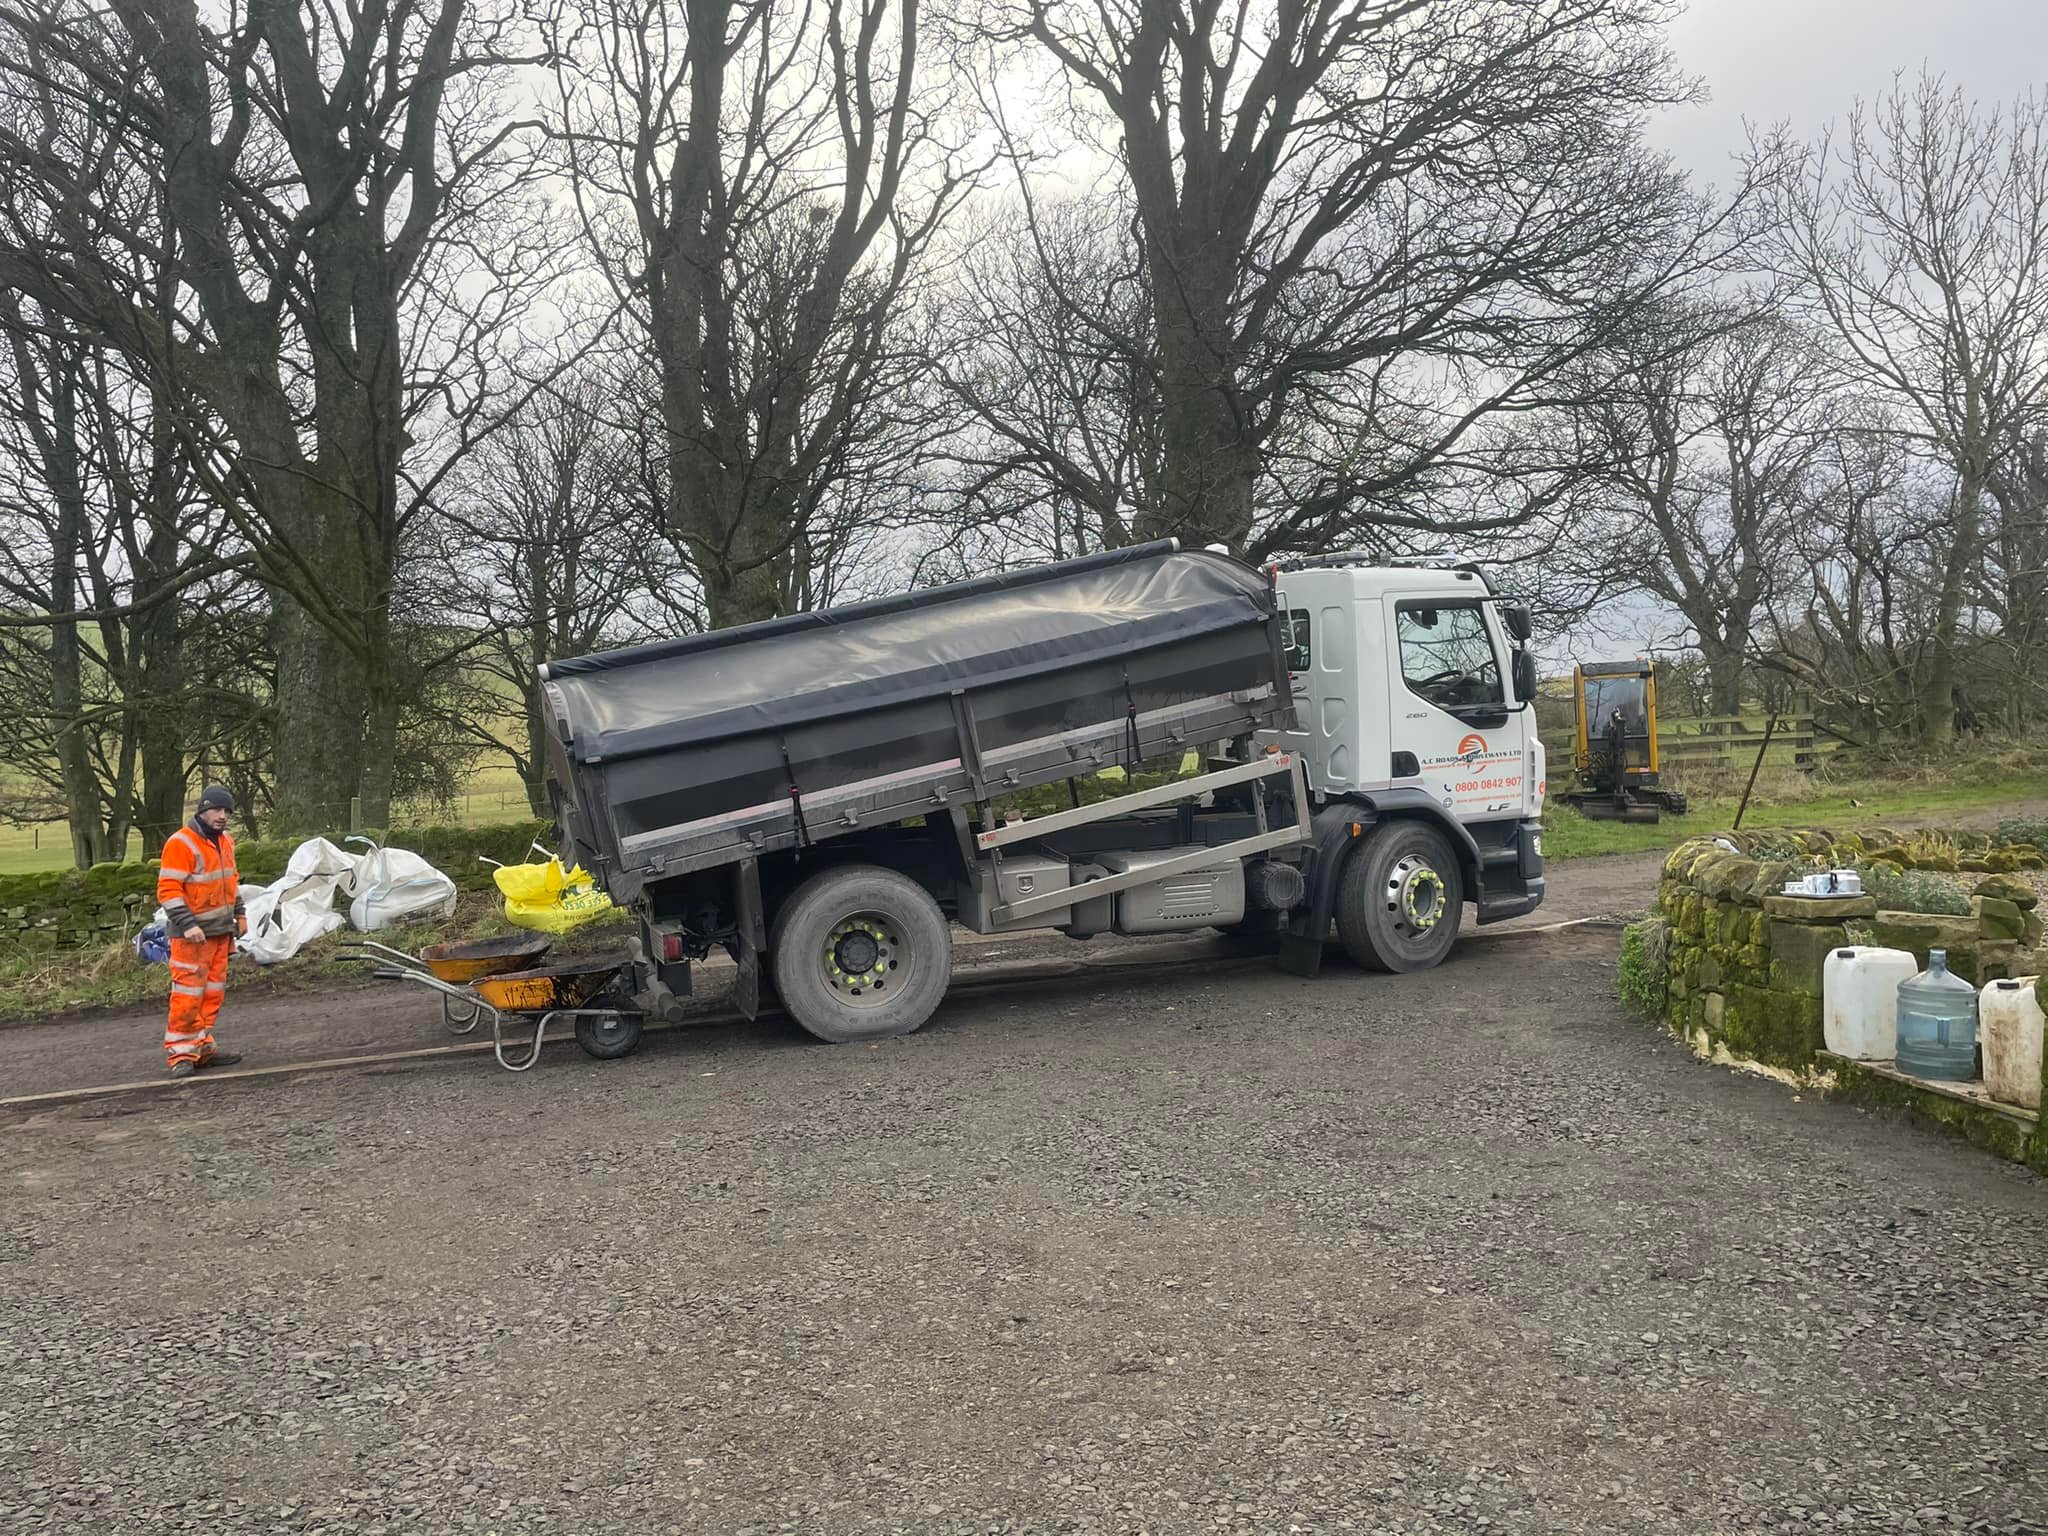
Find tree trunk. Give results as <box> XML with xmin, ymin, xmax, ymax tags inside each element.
<box><xmin>700</xmin><ymin>539</ymin><xmax>787</xmax><ymax>629</ymax></box>
<box><xmin>1142</xmin><ymin>379</ymin><xmax>1259</xmax><ymax>552</ymax></box>
<box><xmin>41</xmin><ymin>374</ymin><xmax>119</xmax><ymax>866</ymax></box>
<box><xmin>1919</xmin><ymin>471</ymin><xmax>1981</xmax><ymax>744</ymax></box>
<box><xmin>261</xmin><ymin>455</ymin><xmax>386</xmax><ymax>833</ymax></box>
<box><xmin>271</xmin><ymin>598</ymin><xmax>368</xmax><ymax>832</ymax></box>
<box><xmin>355</xmin><ymin>669</ymin><xmax>401</xmax><ymax>833</ymax></box>
<box><xmin>522</xmin><ymin>685</ymin><xmax>552</xmax><ymax>820</ymax></box>
<box><xmin>134</xmin><ymin>414</ymin><xmax>187</xmax><ymax>847</ymax></box>
<box><xmin>1138</xmin><ymin>250</ymin><xmax>1257</xmax><ymax>552</ymax></box>
<box><xmin>353</xmin><ymin>578</ymin><xmax>402</xmax><ymax>832</ymax></box>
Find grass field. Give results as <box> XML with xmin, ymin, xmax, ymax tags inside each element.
<box><xmin>0</xmin><ymin>759</ymin><xmax>540</xmax><ymax>876</ymax></box>
<box><xmin>1538</xmin><ymin>735</ymin><xmax>2048</xmax><ymax>859</ymax></box>
<box><xmin>7</xmin><ymin>738</ymin><xmax>2046</xmax><ymax>878</ymax></box>
<box><xmin>1540</xmin><ymin>774</ymin><xmax>2048</xmax><ymax>859</ymax></box>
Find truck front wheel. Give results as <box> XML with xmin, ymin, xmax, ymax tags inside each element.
<box><xmin>1336</xmin><ymin>821</ymin><xmax>1463</xmax><ymax>973</ymax></box>
<box><xmin>769</xmin><ymin>865</ymin><xmax>954</xmax><ymax>1043</ymax></box>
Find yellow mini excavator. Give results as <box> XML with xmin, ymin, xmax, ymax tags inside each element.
<box><xmin>1562</xmin><ymin>659</ymin><xmax>1689</xmax><ymax>822</ymax></box>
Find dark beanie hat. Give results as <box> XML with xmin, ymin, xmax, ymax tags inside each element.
<box><xmin>197</xmin><ymin>784</ymin><xmax>236</xmax><ymax>814</ymax></box>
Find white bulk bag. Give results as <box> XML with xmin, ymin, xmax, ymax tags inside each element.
<box><xmin>238</xmin><ymin>837</ymin><xmax>360</xmax><ymax>965</ymax></box>
<box><xmin>346</xmin><ymin>836</ymin><xmax>458</xmax><ymax>932</ymax></box>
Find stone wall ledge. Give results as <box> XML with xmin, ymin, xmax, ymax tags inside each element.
<box><xmin>1819</xmin><ymin>1051</ymin><xmax>2044</xmax><ymax>1172</ymax></box>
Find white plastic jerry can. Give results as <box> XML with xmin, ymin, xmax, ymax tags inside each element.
<box><xmin>1979</xmin><ymin>978</ymin><xmax>2044</xmax><ymax>1110</ymax></box>
<box><xmin>1822</xmin><ymin>945</ymin><xmax>1920</xmax><ymax>1060</ymax></box>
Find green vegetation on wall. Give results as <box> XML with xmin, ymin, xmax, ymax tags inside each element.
<box><xmin>1</xmin><ymin>822</ymin><xmax>554</xmax><ymax>953</ymax></box>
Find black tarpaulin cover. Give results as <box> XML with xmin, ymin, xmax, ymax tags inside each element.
<box><xmin>542</xmin><ymin>542</ymin><xmax>1274</xmax><ymax>764</ymax></box>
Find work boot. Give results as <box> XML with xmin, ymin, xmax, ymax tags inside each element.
<box><xmin>197</xmin><ymin>1052</ymin><xmax>243</xmax><ymax>1071</ymax></box>
<box><xmin>170</xmin><ymin>1061</ymin><xmax>196</xmax><ymax>1079</ymax></box>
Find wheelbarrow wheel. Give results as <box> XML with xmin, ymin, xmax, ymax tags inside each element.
<box><xmin>574</xmin><ymin>993</ymin><xmax>644</xmax><ymax>1060</ymax></box>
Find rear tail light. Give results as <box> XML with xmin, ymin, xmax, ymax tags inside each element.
<box><xmin>660</xmin><ymin>932</ymin><xmax>684</xmax><ymax>962</ymax></box>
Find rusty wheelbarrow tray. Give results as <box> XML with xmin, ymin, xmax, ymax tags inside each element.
<box><xmin>343</xmin><ymin>944</ymin><xmax>642</xmax><ymax>1072</ymax></box>
<box><xmin>470</xmin><ymin>954</ymin><xmax>630</xmax><ymax>1012</ymax></box>
<box><xmin>417</xmin><ymin>933</ymin><xmax>554</xmax><ymax>983</ymax></box>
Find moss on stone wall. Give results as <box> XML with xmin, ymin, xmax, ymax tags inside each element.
<box><xmin>0</xmin><ymin>821</ymin><xmax>554</xmax><ymax>953</ymax></box>
<box><xmin>1645</xmin><ymin>830</ymin><xmax>2036</xmax><ymax>1075</ymax></box>
<box><xmin>1648</xmin><ymin>836</ymin><xmax>1871</xmax><ymax>1072</ymax></box>
<box><xmin>1650</xmin><ymin>829</ymin><xmax>2047</xmax><ymax>1168</ymax></box>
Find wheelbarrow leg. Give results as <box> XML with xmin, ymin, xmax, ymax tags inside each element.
<box><xmin>494</xmin><ymin>1008</ymin><xmax>550</xmax><ymax>1072</ymax></box>
<box><xmin>443</xmin><ymin>993</ymin><xmax>482</xmax><ymax>1035</ymax></box>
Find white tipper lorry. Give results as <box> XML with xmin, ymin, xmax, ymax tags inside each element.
<box><xmin>540</xmin><ymin>541</ymin><xmax>1546</xmax><ymax>1044</ymax></box>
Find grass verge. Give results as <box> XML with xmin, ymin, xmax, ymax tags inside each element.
<box><xmin>1543</xmin><ymin>770</ymin><xmax>2047</xmax><ymax>861</ymax></box>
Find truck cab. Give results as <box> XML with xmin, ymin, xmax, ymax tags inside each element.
<box><xmin>1262</xmin><ymin>553</ymin><xmax>1547</xmax><ymax>932</ymax></box>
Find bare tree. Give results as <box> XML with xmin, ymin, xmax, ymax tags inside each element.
<box><xmin>0</xmin><ymin>289</ymin><xmax>242</xmax><ymax>864</ymax></box>
<box><xmin>1765</xmin><ymin>75</ymin><xmax>2048</xmax><ymax>742</ymax></box>
<box><xmin>549</xmin><ymin>0</ymin><xmax>975</xmax><ymax>629</ymax></box>
<box><xmin>1980</xmin><ymin>429</ymin><xmax>2048</xmax><ymax>732</ymax></box>
<box><xmin>1572</xmin><ymin>303</ymin><xmax>1826</xmax><ymax>715</ymax></box>
<box><xmin>990</xmin><ymin>0</ymin><xmax>1751</xmax><ymax>555</ymax></box>
<box><xmin>926</xmin><ymin>193</ymin><xmax>1160</xmax><ymax>571</ymax></box>
<box><xmin>0</xmin><ymin>0</ymin><xmax>557</xmax><ymax>830</ymax></box>
<box><xmin>419</xmin><ymin>373</ymin><xmax>699</xmax><ymax>814</ymax></box>
<box><xmin>1762</xmin><ymin>417</ymin><xmax>1950</xmax><ymax>742</ymax></box>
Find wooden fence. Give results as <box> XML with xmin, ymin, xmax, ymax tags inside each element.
<box><xmin>1654</xmin><ymin>713</ymin><xmax>1844</xmax><ymax>771</ymax></box>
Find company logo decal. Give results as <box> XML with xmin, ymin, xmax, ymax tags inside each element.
<box><xmin>1456</xmin><ymin>733</ymin><xmax>1488</xmax><ymax>758</ymax></box>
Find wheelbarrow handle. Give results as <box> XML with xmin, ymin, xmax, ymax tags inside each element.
<box><xmin>339</xmin><ymin>938</ymin><xmax>425</xmax><ymax>969</ymax></box>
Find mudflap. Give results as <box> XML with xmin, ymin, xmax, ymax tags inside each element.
<box><xmin>1277</xmin><ymin>931</ymin><xmax>1325</xmax><ymax>978</ymax></box>
<box><xmin>735</xmin><ymin>944</ymin><xmax>763</xmax><ymax>1020</ymax></box>
<box><xmin>1276</xmin><ymin>819</ymin><xmax>1361</xmax><ymax>978</ymax></box>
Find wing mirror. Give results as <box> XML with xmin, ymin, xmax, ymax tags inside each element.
<box><xmin>1513</xmin><ymin>648</ymin><xmax>1537</xmax><ymax>704</ymax></box>
<box><xmin>1502</xmin><ymin>603</ymin><xmax>1533</xmax><ymax>644</ymax></box>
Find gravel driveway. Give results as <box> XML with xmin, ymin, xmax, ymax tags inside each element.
<box><xmin>4</xmin><ymin>917</ymin><xmax>2045</xmax><ymax>1534</ymax></box>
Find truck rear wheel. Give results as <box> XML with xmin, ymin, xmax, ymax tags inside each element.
<box><xmin>769</xmin><ymin>865</ymin><xmax>953</xmax><ymax>1043</ymax></box>
<box><xmin>1336</xmin><ymin>821</ymin><xmax>1463</xmax><ymax>973</ymax></box>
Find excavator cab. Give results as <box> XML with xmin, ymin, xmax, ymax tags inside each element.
<box><xmin>1562</xmin><ymin>660</ymin><xmax>1688</xmax><ymax>822</ymax></box>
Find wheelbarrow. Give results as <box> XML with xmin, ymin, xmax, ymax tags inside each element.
<box><xmin>345</xmin><ymin>943</ymin><xmax>644</xmax><ymax>1072</ymax></box>
<box><xmin>346</xmin><ymin>935</ymin><xmax>554</xmax><ymax>1032</ymax></box>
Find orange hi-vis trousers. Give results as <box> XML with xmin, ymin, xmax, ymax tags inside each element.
<box><xmin>166</xmin><ymin>933</ymin><xmax>234</xmax><ymax>1068</ymax></box>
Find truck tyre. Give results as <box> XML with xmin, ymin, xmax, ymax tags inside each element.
<box><xmin>769</xmin><ymin>865</ymin><xmax>953</xmax><ymax>1043</ymax></box>
<box><xmin>1336</xmin><ymin>821</ymin><xmax>1463</xmax><ymax>973</ymax></box>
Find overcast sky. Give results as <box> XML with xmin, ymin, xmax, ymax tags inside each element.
<box><xmin>1650</xmin><ymin>0</ymin><xmax>2047</xmax><ymax>180</ymax></box>
<box><xmin>1565</xmin><ymin>2</ymin><xmax>2046</xmax><ymax>661</ymax></box>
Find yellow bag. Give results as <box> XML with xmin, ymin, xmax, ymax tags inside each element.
<box><xmin>492</xmin><ymin>857</ymin><xmax>568</xmax><ymax>905</ymax></box>
<box><xmin>503</xmin><ymin>883</ymin><xmax>615</xmax><ymax>933</ymax></box>
<box><xmin>492</xmin><ymin>855</ymin><xmax>616</xmax><ymax>933</ymax></box>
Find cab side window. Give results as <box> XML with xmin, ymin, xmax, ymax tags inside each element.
<box><xmin>1282</xmin><ymin>608</ymin><xmax>1312</xmax><ymax>671</ymax></box>
<box><xmin>1396</xmin><ymin>603</ymin><xmax>1503</xmax><ymax>708</ymax></box>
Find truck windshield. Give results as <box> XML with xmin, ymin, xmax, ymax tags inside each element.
<box><xmin>1395</xmin><ymin>603</ymin><xmax>1503</xmax><ymax>710</ymax></box>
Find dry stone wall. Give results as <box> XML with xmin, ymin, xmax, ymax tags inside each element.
<box><xmin>1</xmin><ymin>822</ymin><xmax>553</xmax><ymax>953</ymax></box>
<box><xmin>1638</xmin><ymin>831</ymin><xmax>2044</xmax><ymax>1074</ymax></box>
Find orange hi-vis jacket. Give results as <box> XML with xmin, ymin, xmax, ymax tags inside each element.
<box><xmin>157</xmin><ymin>822</ymin><xmax>244</xmax><ymax>938</ymax></box>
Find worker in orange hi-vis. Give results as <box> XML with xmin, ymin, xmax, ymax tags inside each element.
<box><xmin>156</xmin><ymin>785</ymin><xmax>248</xmax><ymax>1078</ymax></box>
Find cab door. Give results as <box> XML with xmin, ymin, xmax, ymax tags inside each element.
<box><xmin>1385</xmin><ymin>598</ymin><xmax>1529</xmax><ymax>820</ymax></box>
